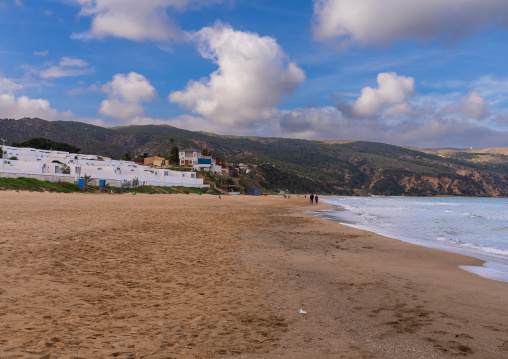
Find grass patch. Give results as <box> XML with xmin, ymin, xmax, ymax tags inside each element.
<box><xmin>0</xmin><ymin>177</ymin><xmax>80</xmax><ymax>193</ymax></box>
<box><xmin>172</xmin><ymin>186</ymin><xmax>205</xmax><ymax>194</ymax></box>
<box><xmin>0</xmin><ymin>177</ymin><xmax>218</xmax><ymax>195</ymax></box>
<box><xmin>156</xmin><ymin>186</ymin><xmax>179</xmax><ymax>194</ymax></box>
<box><xmin>131</xmin><ymin>185</ymin><xmax>159</xmax><ymax>194</ymax></box>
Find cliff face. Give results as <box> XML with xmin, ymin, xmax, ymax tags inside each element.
<box><xmin>368</xmin><ymin>172</ymin><xmax>492</xmax><ymax>196</ymax></box>
<box><xmin>245</xmin><ymin>163</ymin><xmax>508</xmax><ymax>197</ymax></box>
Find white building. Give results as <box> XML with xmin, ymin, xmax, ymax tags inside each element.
<box><xmin>179</xmin><ymin>148</ymin><xmax>203</xmax><ymax>167</ymax></box>
<box><xmin>0</xmin><ymin>146</ymin><xmax>208</xmax><ymax>188</ymax></box>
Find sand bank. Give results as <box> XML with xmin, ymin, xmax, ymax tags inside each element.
<box><xmin>0</xmin><ymin>192</ymin><xmax>507</xmax><ymax>358</ymax></box>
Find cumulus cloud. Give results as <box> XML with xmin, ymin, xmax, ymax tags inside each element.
<box><xmin>0</xmin><ymin>93</ymin><xmax>75</xmax><ymax>121</ymax></box>
<box><xmin>347</xmin><ymin>72</ymin><xmax>414</xmax><ymax>117</ymax></box>
<box><xmin>0</xmin><ymin>75</ymin><xmax>88</xmax><ymax>122</ymax></box>
<box><xmin>72</xmin><ymin>0</ymin><xmax>223</xmax><ymax>41</ymax></box>
<box><xmin>40</xmin><ymin>57</ymin><xmax>94</xmax><ymax>79</ymax></box>
<box><xmin>1</xmin><ymin>77</ymin><xmax>74</xmax><ymax>121</ymax></box>
<box><xmin>277</xmin><ymin>72</ymin><xmax>505</xmax><ymax>148</ymax></box>
<box><xmin>99</xmin><ymin>72</ymin><xmax>157</xmax><ymax>119</ymax></box>
<box><xmin>312</xmin><ymin>0</ymin><xmax>508</xmax><ymax>45</ymax></box>
<box><xmin>169</xmin><ymin>23</ymin><xmax>305</xmax><ymax>129</ymax></box>
<box><xmin>442</xmin><ymin>91</ymin><xmax>489</xmax><ymax>120</ymax></box>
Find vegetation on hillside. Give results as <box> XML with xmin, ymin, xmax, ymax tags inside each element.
<box><xmin>11</xmin><ymin>137</ymin><xmax>81</xmax><ymax>153</ymax></box>
<box><xmin>3</xmin><ymin>118</ymin><xmax>508</xmax><ymax>196</ymax></box>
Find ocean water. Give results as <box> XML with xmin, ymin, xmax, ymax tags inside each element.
<box><xmin>319</xmin><ymin>197</ymin><xmax>508</xmax><ymax>283</ymax></box>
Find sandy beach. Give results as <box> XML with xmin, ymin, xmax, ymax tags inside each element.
<box><xmin>1</xmin><ymin>192</ymin><xmax>507</xmax><ymax>359</ymax></box>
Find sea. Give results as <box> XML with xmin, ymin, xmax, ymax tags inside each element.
<box><xmin>318</xmin><ymin>197</ymin><xmax>508</xmax><ymax>283</ymax></box>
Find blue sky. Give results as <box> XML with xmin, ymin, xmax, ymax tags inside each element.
<box><xmin>1</xmin><ymin>0</ymin><xmax>508</xmax><ymax>148</ymax></box>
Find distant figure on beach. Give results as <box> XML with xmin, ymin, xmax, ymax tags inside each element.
<box><xmin>219</xmin><ymin>195</ymin><xmax>222</xmax><ymax>200</ymax></box>
<box><xmin>310</xmin><ymin>193</ymin><xmax>314</xmax><ymax>204</ymax></box>
<box><xmin>315</xmin><ymin>195</ymin><xmax>319</xmax><ymax>204</ymax></box>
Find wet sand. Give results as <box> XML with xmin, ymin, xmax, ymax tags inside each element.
<box><xmin>0</xmin><ymin>192</ymin><xmax>507</xmax><ymax>358</ymax></box>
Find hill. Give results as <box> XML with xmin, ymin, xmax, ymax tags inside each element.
<box><xmin>2</xmin><ymin>117</ymin><xmax>508</xmax><ymax>196</ymax></box>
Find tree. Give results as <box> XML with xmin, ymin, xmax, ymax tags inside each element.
<box><xmin>169</xmin><ymin>145</ymin><xmax>179</xmax><ymax>165</ymax></box>
<box><xmin>202</xmin><ymin>148</ymin><xmax>214</xmax><ymax>157</ymax></box>
<box><xmin>123</xmin><ymin>152</ymin><xmax>132</xmax><ymax>161</ymax></box>
<box><xmin>12</xmin><ymin>138</ymin><xmax>80</xmax><ymax>153</ymax></box>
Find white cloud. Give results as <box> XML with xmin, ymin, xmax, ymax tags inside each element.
<box><xmin>0</xmin><ymin>76</ymin><xmax>81</xmax><ymax>121</ymax></box>
<box><xmin>99</xmin><ymin>100</ymin><xmax>144</xmax><ymax>120</ymax></box>
<box><xmin>40</xmin><ymin>57</ymin><xmax>94</xmax><ymax>79</ymax></box>
<box><xmin>277</xmin><ymin>72</ymin><xmax>507</xmax><ymax>148</ymax></box>
<box><xmin>0</xmin><ymin>93</ymin><xmax>74</xmax><ymax>121</ymax></box>
<box><xmin>313</xmin><ymin>0</ymin><xmax>508</xmax><ymax>45</ymax></box>
<box><xmin>99</xmin><ymin>72</ymin><xmax>157</xmax><ymax>119</ymax></box>
<box><xmin>72</xmin><ymin>0</ymin><xmax>223</xmax><ymax>41</ymax></box>
<box><xmin>33</xmin><ymin>50</ymin><xmax>49</xmax><ymax>56</ymax></box>
<box><xmin>349</xmin><ymin>72</ymin><xmax>414</xmax><ymax>117</ymax></box>
<box><xmin>169</xmin><ymin>23</ymin><xmax>305</xmax><ymax>129</ymax></box>
<box><xmin>457</xmin><ymin>92</ymin><xmax>488</xmax><ymax>120</ymax></box>
<box><xmin>59</xmin><ymin>57</ymin><xmax>87</xmax><ymax>67</ymax></box>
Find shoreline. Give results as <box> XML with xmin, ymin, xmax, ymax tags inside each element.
<box><xmin>1</xmin><ymin>192</ymin><xmax>507</xmax><ymax>358</ymax></box>
<box><xmin>317</xmin><ymin>197</ymin><xmax>508</xmax><ymax>283</ymax></box>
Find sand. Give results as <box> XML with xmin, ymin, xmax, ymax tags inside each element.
<box><xmin>0</xmin><ymin>192</ymin><xmax>507</xmax><ymax>359</ymax></box>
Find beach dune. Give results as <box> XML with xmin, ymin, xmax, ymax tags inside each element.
<box><xmin>0</xmin><ymin>192</ymin><xmax>507</xmax><ymax>358</ymax></box>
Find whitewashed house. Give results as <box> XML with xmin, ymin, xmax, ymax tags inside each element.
<box><xmin>0</xmin><ymin>145</ymin><xmax>208</xmax><ymax>188</ymax></box>
<box><xmin>179</xmin><ymin>148</ymin><xmax>202</xmax><ymax>167</ymax></box>
<box><xmin>179</xmin><ymin>148</ymin><xmax>222</xmax><ymax>173</ymax></box>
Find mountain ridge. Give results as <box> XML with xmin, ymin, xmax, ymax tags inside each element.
<box><xmin>2</xmin><ymin>118</ymin><xmax>508</xmax><ymax>196</ymax></box>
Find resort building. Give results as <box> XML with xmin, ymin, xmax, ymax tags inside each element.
<box><xmin>0</xmin><ymin>146</ymin><xmax>207</xmax><ymax>188</ymax></box>
<box><xmin>179</xmin><ymin>148</ymin><xmax>222</xmax><ymax>173</ymax></box>
<box><xmin>179</xmin><ymin>148</ymin><xmax>202</xmax><ymax>167</ymax></box>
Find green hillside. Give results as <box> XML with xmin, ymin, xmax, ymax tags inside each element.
<box><xmin>2</xmin><ymin>118</ymin><xmax>508</xmax><ymax>196</ymax></box>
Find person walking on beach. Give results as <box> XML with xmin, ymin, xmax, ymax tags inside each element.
<box><xmin>315</xmin><ymin>195</ymin><xmax>319</xmax><ymax>204</ymax></box>
<box><xmin>310</xmin><ymin>193</ymin><xmax>314</xmax><ymax>204</ymax></box>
